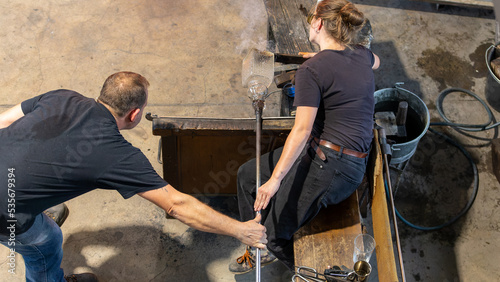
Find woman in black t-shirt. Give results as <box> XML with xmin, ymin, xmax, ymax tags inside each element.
<box><xmin>230</xmin><ymin>0</ymin><xmax>380</xmax><ymax>272</ymax></box>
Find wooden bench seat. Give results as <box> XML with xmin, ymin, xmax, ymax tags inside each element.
<box><xmin>293</xmin><ymin>192</ymin><xmax>361</xmax><ymax>271</ymax></box>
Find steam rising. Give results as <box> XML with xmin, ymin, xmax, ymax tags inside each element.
<box><xmin>236</xmin><ymin>1</ymin><xmax>274</xmax><ymax>55</ymax></box>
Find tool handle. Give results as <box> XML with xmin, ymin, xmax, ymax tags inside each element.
<box><xmin>376</xmin><ymin>126</ymin><xmax>392</xmax><ymax>157</ymax></box>
<box><xmin>396</xmin><ymin>101</ymin><xmax>408</xmax><ymax>126</ymax></box>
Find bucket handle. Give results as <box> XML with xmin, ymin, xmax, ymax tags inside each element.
<box><xmin>485</xmin><ymin>44</ymin><xmax>496</xmax><ymax>66</ymax></box>
<box><xmin>485</xmin><ymin>44</ymin><xmax>495</xmax><ymax>61</ymax></box>
<box><xmin>394</xmin><ymin>83</ymin><xmax>419</xmax><ymax>97</ymax></box>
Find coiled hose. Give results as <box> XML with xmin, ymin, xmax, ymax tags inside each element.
<box><xmin>393</xmin><ymin>88</ymin><xmax>498</xmax><ymax>231</ymax></box>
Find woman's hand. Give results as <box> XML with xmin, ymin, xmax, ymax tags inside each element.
<box><xmin>254</xmin><ymin>178</ymin><xmax>281</xmax><ymax>212</ymax></box>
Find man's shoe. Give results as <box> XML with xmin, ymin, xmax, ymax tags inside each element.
<box><xmin>43</xmin><ymin>203</ymin><xmax>69</xmax><ymax>227</ymax></box>
<box><xmin>64</xmin><ymin>273</ymin><xmax>98</xmax><ymax>282</ymax></box>
<box><xmin>229</xmin><ymin>246</ymin><xmax>277</xmax><ymax>274</ymax></box>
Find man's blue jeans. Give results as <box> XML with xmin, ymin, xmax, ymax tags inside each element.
<box><xmin>237</xmin><ymin>143</ymin><xmax>368</xmax><ymax>269</ymax></box>
<box><xmin>0</xmin><ymin>213</ymin><xmax>65</xmax><ymax>282</ymax></box>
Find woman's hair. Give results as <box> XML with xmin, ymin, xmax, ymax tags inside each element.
<box><xmin>98</xmin><ymin>71</ymin><xmax>150</xmax><ymax>117</ymax></box>
<box><xmin>313</xmin><ymin>0</ymin><xmax>366</xmax><ymax>48</ymax></box>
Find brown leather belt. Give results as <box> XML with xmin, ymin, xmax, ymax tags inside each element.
<box><xmin>312</xmin><ymin>137</ymin><xmax>368</xmax><ymax>159</ymax></box>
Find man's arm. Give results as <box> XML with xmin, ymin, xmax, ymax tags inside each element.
<box><xmin>0</xmin><ymin>104</ymin><xmax>24</xmax><ymax>129</ymax></box>
<box><xmin>138</xmin><ymin>185</ymin><xmax>267</xmax><ymax>249</ymax></box>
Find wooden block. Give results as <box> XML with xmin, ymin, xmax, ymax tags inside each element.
<box><xmin>293</xmin><ymin>192</ymin><xmax>362</xmax><ymax>272</ymax></box>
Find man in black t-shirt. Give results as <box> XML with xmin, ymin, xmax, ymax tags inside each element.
<box><xmin>0</xmin><ymin>72</ymin><xmax>266</xmax><ymax>282</ymax></box>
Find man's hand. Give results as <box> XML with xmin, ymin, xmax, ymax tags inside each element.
<box><xmin>238</xmin><ymin>214</ymin><xmax>267</xmax><ymax>249</ymax></box>
<box><xmin>254</xmin><ymin>178</ymin><xmax>280</xmax><ymax>212</ymax></box>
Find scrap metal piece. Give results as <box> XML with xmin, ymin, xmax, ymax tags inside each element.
<box><xmin>374</xmin><ymin>111</ymin><xmax>398</xmax><ymax>136</ymax></box>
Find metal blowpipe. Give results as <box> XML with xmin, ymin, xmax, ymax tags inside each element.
<box><xmin>242</xmin><ymin>48</ymin><xmax>274</xmax><ymax>282</ymax></box>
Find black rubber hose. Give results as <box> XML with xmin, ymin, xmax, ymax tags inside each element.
<box><xmin>391</xmin><ymin>128</ymin><xmax>479</xmax><ymax>231</ymax></box>
<box><xmin>393</xmin><ymin>87</ymin><xmax>498</xmax><ymax>231</ymax></box>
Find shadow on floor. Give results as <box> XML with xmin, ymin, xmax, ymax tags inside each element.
<box><xmin>61</xmin><ymin>196</ymin><xmax>293</xmax><ymax>282</ymax></box>
<box><xmin>372</xmin><ymin>41</ymin><xmax>423</xmax><ymax>97</ymax></box>
<box><xmin>62</xmin><ymin>225</ymin><xmax>221</xmax><ymax>281</ymax></box>
<box><xmin>390</xmin><ymin>130</ymin><xmax>475</xmax><ymax>281</ymax></box>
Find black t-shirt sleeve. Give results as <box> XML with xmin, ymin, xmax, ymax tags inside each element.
<box><xmin>97</xmin><ymin>150</ymin><xmax>168</xmax><ymax>199</ymax></box>
<box><xmin>21</xmin><ymin>93</ymin><xmax>46</xmax><ymax>115</ymax></box>
<box><xmin>293</xmin><ymin>66</ymin><xmax>321</xmax><ymax>108</ymax></box>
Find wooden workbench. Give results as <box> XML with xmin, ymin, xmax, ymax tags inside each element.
<box><xmin>149</xmin><ymin>115</ymin><xmax>293</xmax><ymax>194</ymax></box>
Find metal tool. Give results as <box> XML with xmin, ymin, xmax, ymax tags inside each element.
<box><xmin>242</xmin><ymin>48</ymin><xmax>275</xmax><ymax>282</ymax></box>
<box><xmin>252</xmin><ymin>87</ymin><xmax>265</xmax><ymax>282</ymax></box>
<box><xmin>292</xmin><ymin>261</ymin><xmax>372</xmax><ymax>282</ymax></box>
<box><xmin>377</xmin><ymin>126</ymin><xmax>406</xmax><ymax>282</ymax></box>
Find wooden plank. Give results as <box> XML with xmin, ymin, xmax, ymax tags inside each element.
<box><xmin>264</xmin><ymin>0</ymin><xmax>317</xmax><ymax>54</ymax></box>
<box><xmin>371</xmin><ymin>129</ymin><xmax>399</xmax><ymax>281</ymax></box>
<box><xmin>294</xmin><ymin>192</ymin><xmax>362</xmax><ymax>271</ymax></box>
<box><xmin>152</xmin><ymin>116</ymin><xmax>295</xmax><ymax>136</ymax></box>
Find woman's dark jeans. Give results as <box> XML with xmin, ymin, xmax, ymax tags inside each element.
<box><xmin>237</xmin><ymin>143</ymin><xmax>368</xmax><ymax>269</ymax></box>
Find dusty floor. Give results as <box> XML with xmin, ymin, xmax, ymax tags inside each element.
<box><xmin>0</xmin><ymin>0</ymin><xmax>499</xmax><ymax>281</ymax></box>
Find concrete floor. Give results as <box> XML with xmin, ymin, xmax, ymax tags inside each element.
<box><xmin>0</xmin><ymin>0</ymin><xmax>499</xmax><ymax>281</ymax></box>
